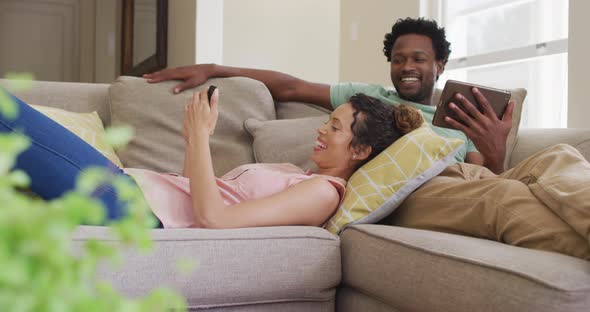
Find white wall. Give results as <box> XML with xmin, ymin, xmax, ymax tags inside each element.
<box><xmin>79</xmin><ymin>0</ymin><xmax>95</xmax><ymax>82</ymax></box>
<box><xmin>196</xmin><ymin>0</ymin><xmax>224</xmax><ymax>64</ymax></box>
<box><xmin>339</xmin><ymin>0</ymin><xmax>419</xmax><ymax>85</ymax></box>
<box><xmin>93</xmin><ymin>0</ymin><xmax>590</xmax><ymax>129</ymax></box>
<box><xmin>219</xmin><ymin>0</ymin><xmax>419</xmax><ymax>85</ymax></box>
<box><xmin>168</xmin><ymin>0</ymin><xmax>197</xmax><ymax>68</ymax></box>
<box><xmin>568</xmin><ymin>0</ymin><xmax>589</xmax><ymax>128</ymax></box>
<box><xmin>94</xmin><ymin>0</ymin><xmax>120</xmax><ymax>83</ymax></box>
<box><xmin>222</xmin><ymin>0</ymin><xmax>340</xmax><ymax>84</ymax></box>
<box><xmin>93</xmin><ymin>0</ymin><xmax>417</xmax><ymax>86</ymax></box>
<box><xmin>95</xmin><ymin>0</ymin><xmax>198</xmax><ymax>81</ymax></box>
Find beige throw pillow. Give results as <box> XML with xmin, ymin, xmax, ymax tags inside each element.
<box><xmin>244</xmin><ymin>116</ymin><xmax>327</xmax><ymax>171</ymax></box>
<box><xmin>503</xmin><ymin>88</ymin><xmax>527</xmax><ymax>169</ymax></box>
<box><xmin>30</xmin><ymin>105</ymin><xmax>124</xmax><ymax>168</ymax></box>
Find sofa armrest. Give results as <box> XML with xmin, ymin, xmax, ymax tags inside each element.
<box><xmin>339</xmin><ymin>224</ymin><xmax>590</xmax><ymax>312</ymax></box>
<box><xmin>509</xmin><ymin>128</ymin><xmax>590</xmax><ymax>168</ymax></box>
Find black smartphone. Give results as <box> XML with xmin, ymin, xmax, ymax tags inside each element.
<box><xmin>207</xmin><ymin>85</ymin><xmax>217</xmax><ymax>103</ymax></box>
<box><xmin>432</xmin><ymin>80</ymin><xmax>511</xmax><ymax>129</ymax></box>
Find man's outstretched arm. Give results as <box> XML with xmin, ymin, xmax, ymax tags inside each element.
<box><xmin>144</xmin><ymin>64</ymin><xmax>333</xmax><ymax>111</ymax></box>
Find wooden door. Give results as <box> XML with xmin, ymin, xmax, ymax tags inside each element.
<box><xmin>0</xmin><ymin>0</ymin><xmax>96</xmax><ymax>82</ymax></box>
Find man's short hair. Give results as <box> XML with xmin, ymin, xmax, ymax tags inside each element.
<box><xmin>383</xmin><ymin>17</ymin><xmax>451</xmax><ymax>65</ymax></box>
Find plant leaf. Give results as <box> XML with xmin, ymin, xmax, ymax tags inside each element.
<box><xmin>105</xmin><ymin>125</ymin><xmax>134</xmax><ymax>149</ymax></box>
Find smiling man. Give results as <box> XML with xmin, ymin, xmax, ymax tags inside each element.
<box><xmin>329</xmin><ymin>18</ymin><xmax>514</xmax><ymax>173</ymax></box>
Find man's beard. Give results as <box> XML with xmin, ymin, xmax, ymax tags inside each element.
<box><xmin>395</xmin><ymin>85</ymin><xmax>432</xmax><ymax>104</ymax></box>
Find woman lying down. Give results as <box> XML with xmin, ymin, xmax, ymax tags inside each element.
<box><xmin>0</xmin><ymin>88</ymin><xmax>422</xmax><ymax>228</ymax></box>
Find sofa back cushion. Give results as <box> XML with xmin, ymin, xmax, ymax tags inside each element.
<box><xmin>275</xmin><ymin>101</ymin><xmax>331</xmax><ymax>119</ymax></box>
<box><xmin>109</xmin><ymin>76</ymin><xmax>275</xmax><ymax>175</ymax></box>
<box><xmin>0</xmin><ymin>79</ymin><xmax>112</xmax><ymax>125</ymax></box>
<box><xmin>244</xmin><ymin>116</ymin><xmax>327</xmax><ymax>172</ymax></box>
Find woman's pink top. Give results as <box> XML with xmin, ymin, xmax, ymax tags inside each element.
<box><xmin>124</xmin><ymin>163</ymin><xmax>346</xmax><ymax>228</ymax></box>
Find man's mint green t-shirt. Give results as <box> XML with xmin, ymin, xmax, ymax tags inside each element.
<box><xmin>330</xmin><ymin>82</ymin><xmax>477</xmax><ymax>163</ymax></box>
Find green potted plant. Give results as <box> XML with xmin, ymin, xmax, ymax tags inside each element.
<box><xmin>0</xmin><ymin>76</ymin><xmax>188</xmax><ymax>311</ymax></box>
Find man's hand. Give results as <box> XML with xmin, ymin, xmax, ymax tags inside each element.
<box><xmin>144</xmin><ymin>64</ymin><xmax>215</xmax><ymax>94</ymax></box>
<box><xmin>444</xmin><ymin>87</ymin><xmax>515</xmax><ymax>174</ymax></box>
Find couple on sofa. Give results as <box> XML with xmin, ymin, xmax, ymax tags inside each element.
<box><xmin>2</xmin><ymin>18</ymin><xmax>589</xmax><ymax>260</ymax></box>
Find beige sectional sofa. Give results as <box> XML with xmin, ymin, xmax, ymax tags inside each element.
<box><xmin>2</xmin><ymin>77</ymin><xmax>589</xmax><ymax>311</ymax></box>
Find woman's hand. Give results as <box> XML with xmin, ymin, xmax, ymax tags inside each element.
<box><xmin>144</xmin><ymin>64</ymin><xmax>215</xmax><ymax>94</ymax></box>
<box><xmin>182</xmin><ymin>88</ymin><xmax>219</xmax><ymax>143</ymax></box>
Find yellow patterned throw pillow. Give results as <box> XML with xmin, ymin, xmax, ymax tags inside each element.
<box><xmin>30</xmin><ymin>105</ymin><xmax>124</xmax><ymax>168</ymax></box>
<box><xmin>325</xmin><ymin>124</ymin><xmax>464</xmax><ymax>234</ymax></box>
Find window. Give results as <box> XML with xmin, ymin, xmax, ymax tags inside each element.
<box><xmin>427</xmin><ymin>0</ymin><xmax>569</xmax><ymax>128</ymax></box>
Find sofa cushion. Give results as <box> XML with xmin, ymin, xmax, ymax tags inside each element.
<box><xmin>325</xmin><ymin>124</ymin><xmax>464</xmax><ymax>234</ymax></box>
<box><xmin>275</xmin><ymin>101</ymin><xmax>331</xmax><ymax>119</ymax></box>
<box><xmin>336</xmin><ymin>286</ymin><xmax>398</xmax><ymax>312</ymax></box>
<box><xmin>244</xmin><ymin>116</ymin><xmax>326</xmax><ymax>171</ymax></box>
<box><xmin>72</xmin><ymin>225</ymin><xmax>340</xmax><ymax>310</ymax></box>
<box><xmin>502</xmin><ymin>88</ymin><xmax>527</xmax><ymax>169</ymax></box>
<box><xmin>30</xmin><ymin>105</ymin><xmax>123</xmax><ymax>167</ymax></box>
<box><xmin>109</xmin><ymin>76</ymin><xmax>275</xmax><ymax>176</ymax></box>
<box><xmin>340</xmin><ymin>224</ymin><xmax>590</xmax><ymax>312</ymax></box>
<box><xmin>0</xmin><ymin>79</ymin><xmax>112</xmax><ymax>125</ymax></box>
<box><xmin>510</xmin><ymin>128</ymin><xmax>590</xmax><ymax>167</ymax></box>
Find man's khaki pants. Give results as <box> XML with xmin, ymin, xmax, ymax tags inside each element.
<box><xmin>391</xmin><ymin>144</ymin><xmax>590</xmax><ymax>260</ymax></box>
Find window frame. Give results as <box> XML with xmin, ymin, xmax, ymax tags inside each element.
<box><xmin>421</xmin><ymin>0</ymin><xmax>569</xmax><ymax>128</ymax></box>
<box><xmin>421</xmin><ymin>0</ymin><xmax>568</xmax><ymax>72</ymax></box>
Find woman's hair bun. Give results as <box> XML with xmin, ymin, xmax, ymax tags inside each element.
<box><xmin>393</xmin><ymin>104</ymin><xmax>424</xmax><ymax>134</ymax></box>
